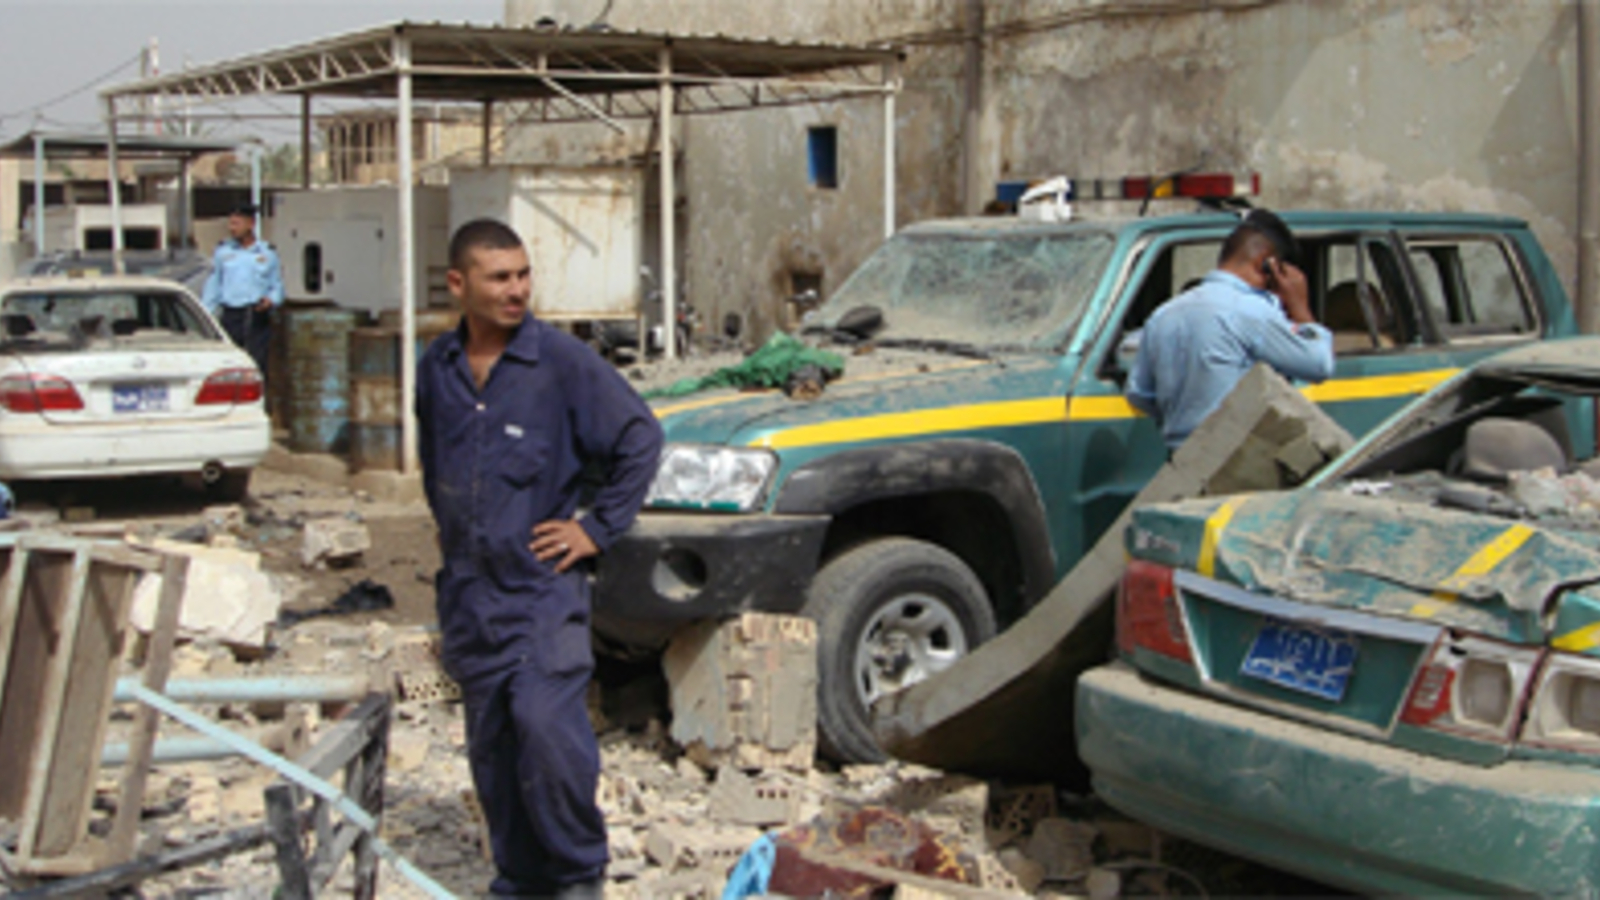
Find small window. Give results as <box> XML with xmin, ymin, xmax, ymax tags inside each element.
<box><xmin>1407</xmin><ymin>237</ymin><xmax>1535</xmax><ymax>339</ymax></box>
<box><xmin>808</xmin><ymin>126</ymin><xmax>838</xmax><ymax>189</ymax></box>
<box><xmin>304</xmin><ymin>242</ymin><xmax>323</xmax><ymax>294</ymax></box>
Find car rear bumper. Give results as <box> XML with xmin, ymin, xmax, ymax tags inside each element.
<box><xmin>591</xmin><ymin>511</ymin><xmax>830</xmax><ymax>650</ymax></box>
<box><xmin>1076</xmin><ymin>662</ymin><xmax>1600</xmax><ymax>897</ymax></box>
<box><xmin>0</xmin><ymin>412</ymin><xmax>270</xmax><ymax>480</ymax></box>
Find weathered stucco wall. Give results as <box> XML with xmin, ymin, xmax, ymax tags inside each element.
<box><xmin>504</xmin><ymin>0</ymin><xmax>1584</xmax><ymax>330</ymax></box>
<box><xmin>983</xmin><ymin>0</ymin><xmax>1580</xmax><ymax>294</ymax></box>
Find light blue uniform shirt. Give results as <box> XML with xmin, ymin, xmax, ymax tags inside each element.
<box><xmin>201</xmin><ymin>238</ymin><xmax>284</xmax><ymax>314</ymax></box>
<box><xmin>1126</xmin><ymin>270</ymin><xmax>1335</xmax><ymax>449</ymax></box>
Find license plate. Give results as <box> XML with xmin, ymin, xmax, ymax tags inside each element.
<box><xmin>112</xmin><ymin>383</ymin><xmax>168</xmax><ymax>413</ymax></box>
<box><xmin>1240</xmin><ymin>618</ymin><xmax>1359</xmax><ymax>702</ymax></box>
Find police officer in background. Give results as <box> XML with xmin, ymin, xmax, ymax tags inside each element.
<box><xmin>202</xmin><ymin>202</ymin><xmax>283</xmax><ymax>385</ymax></box>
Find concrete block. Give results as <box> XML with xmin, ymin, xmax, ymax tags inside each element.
<box><xmin>708</xmin><ymin>765</ymin><xmax>800</xmax><ymax>827</ymax></box>
<box><xmin>127</xmin><ymin>539</ymin><xmax>282</xmax><ymax>649</ymax></box>
<box><xmin>644</xmin><ymin>821</ymin><xmax>758</xmax><ymax>873</ymax></box>
<box><xmin>301</xmin><ymin>516</ymin><xmax>371</xmax><ymax>567</ymax></box>
<box><xmin>1025</xmin><ymin>818</ymin><xmax>1098</xmax><ymax>882</ymax></box>
<box><xmin>663</xmin><ymin>613</ymin><xmax>818</xmax><ymax>771</ymax></box>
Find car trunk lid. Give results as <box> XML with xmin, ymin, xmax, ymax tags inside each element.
<box><xmin>8</xmin><ymin>345</ymin><xmax>250</xmax><ymax>424</ymax></box>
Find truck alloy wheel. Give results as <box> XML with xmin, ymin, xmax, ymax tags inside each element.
<box><xmin>802</xmin><ymin>537</ymin><xmax>996</xmax><ymax>763</ymax></box>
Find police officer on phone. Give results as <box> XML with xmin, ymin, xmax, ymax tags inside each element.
<box><xmin>1126</xmin><ymin>209</ymin><xmax>1335</xmax><ymax>450</ymax></box>
<box><xmin>201</xmin><ymin>202</ymin><xmax>282</xmax><ymax>385</ymax></box>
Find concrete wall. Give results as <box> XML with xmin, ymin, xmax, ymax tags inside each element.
<box><xmin>505</xmin><ymin>0</ymin><xmax>1585</xmax><ymax>330</ymax></box>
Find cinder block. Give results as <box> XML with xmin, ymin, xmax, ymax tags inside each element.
<box><xmin>708</xmin><ymin>765</ymin><xmax>800</xmax><ymax>827</ymax></box>
<box><xmin>645</xmin><ymin>821</ymin><xmax>759</xmax><ymax>873</ymax></box>
<box><xmin>662</xmin><ymin>613</ymin><xmax>818</xmax><ymax>771</ymax></box>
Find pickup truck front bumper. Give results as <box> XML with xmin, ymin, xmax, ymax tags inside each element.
<box><xmin>591</xmin><ymin>511</ymin><xmax>831</xmax><ymax>650</ymax></box>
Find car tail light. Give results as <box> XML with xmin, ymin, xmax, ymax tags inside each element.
<box><xmin>195</xmin><ymin>368</ymin><xmax>263</xmax><ymax>406</ymax></box>
<box><xmin>1400</xmin><ymin>632</ymin><xmax>1540</xmax><ymax>743</ymax></box>
<box><xmin>1116</xmin><ymin>560</ymin><xmax>1192</xmax><ymax>663</ymax></box>
<box><xmin>1521</xmin><ymin>652</ymin><xmax>1600</xmax><ymax>753</ymax></box>
<box><xmin>0</xmin><ymin>374</ymin><xmax>84</xmax><ymax>413</ymax></box>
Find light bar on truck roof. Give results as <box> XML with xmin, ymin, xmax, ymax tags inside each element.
<box><xmin>998</xmin><ymin>172</ymin><xmax>1261</xmax><ymax>209</ymax></box>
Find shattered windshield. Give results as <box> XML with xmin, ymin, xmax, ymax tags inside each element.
<box><xmin>811</xmin><ymin>231</ymin><xmax>1115</xmax><ymax>351</ymax></box>
<box><xmin>0</xmin><ymin>290</ymin><xmax>217</xmax><ymax>351</ymax></box>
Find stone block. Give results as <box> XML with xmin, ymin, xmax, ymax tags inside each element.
<box><xmin>126</xmin><ymin>539</ymin><xmax>282</xmax><ymax>650</ymax></box>
<box><xmin>645</xmin><ymin>821</ymin><xmax>759</xmax><ymax>873</ymax></box>
<box><xmin>663</xmin><ymin>613</ymin><xmax>818</xmax><ymax>771</ymax></box>
<box><xmin>708</xmin><ymin>765</ymin><xmax>800</xmax><ymax>827</ymax></box>
<box><xmin>301</xmin><ymin>516</ymin><xmax>371</xmax><ymax>567</ymax></box>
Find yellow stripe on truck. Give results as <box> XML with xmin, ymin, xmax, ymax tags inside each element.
<box><xmin>751</xmin><ymin>397</ymin><xmax>1067</xmax><ymax>450</ymax></box>
<box><xmin>1554</xmin><ymin>622</ymin><xmax>1600</xmax><ymax>654</ymax></box>
<box><xmin>1410</xmin><ymin>523</ymin><xmax>1537</xmax><ymax>617</ymax></box>
<box><xmin>1198</xmin><ymin>498</ymin><xmax>1243</xmax><ymax>578</ymax></box>
<box><xmin>722</xmin><ymin>368</ymin><xmax>1457</xmax><ymax>451</ymax></box>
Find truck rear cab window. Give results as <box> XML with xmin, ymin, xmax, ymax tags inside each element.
<box><xmin>1318</xmin><ymin>239</ymin><xmax>1414</xmax><ymax>354</ymax></box>
<box><xmin>1407</xmin><ymin>238</ymin><xmax>1535</xmax><ymax>339</ymax></box>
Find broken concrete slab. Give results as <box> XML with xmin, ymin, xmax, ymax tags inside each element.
<box><xmin>708</xmin><ymin>765</ymin><xmax>801</xmax><ymax>828</ymax></box>
<box><xmin>874</xmin><ymin>364</ymin><xmax>1353</xmax><ymax>780</ymax></box>
<box><xmin>127</xmin><ymin>539</ymin><xmax>283</xmax><ymax>650</ymax></box>
<box><xmin>663</xmin><ymin>613</ymin><xmax>818</xmax><ymax>771</ymax></box>
<box><xmin>300</xmin><ymin>516</ymin><xmax>371</xmax><ymax>568</ymax></box>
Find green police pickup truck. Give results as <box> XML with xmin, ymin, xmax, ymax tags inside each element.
<box><xmin>592</xmin><ymin>209</ymin><xmax>1578</xmax><ymax>762</ymax></box>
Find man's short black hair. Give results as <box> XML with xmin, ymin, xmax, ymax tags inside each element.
<box><xmin>449</xmin><ymin>219</ymin><xmax>524</xmax><ymax>272</ymax></box>
<box><xmin>1220</xmin><ymin>208</ymin><xmax>1298</xmax><ymax>267</ymax></box>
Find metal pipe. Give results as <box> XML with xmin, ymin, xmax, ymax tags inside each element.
<box><xmin>113</xmin><ymin>674</ymin><xmax>370</xmax><ymax>704</ymax></box>
<box><xmin>300</xmin><ymin>93</ymin><xmax>313</xmax><ymax>189</ymax></box>
<box><xmin>250</xmin><ymin>144</ymin><xmax>262</xmax><ymax>234</ymax></box>
<box><xmin>659</xmin><ymin>45</ymin><xmax>677</xmax><ymax>360</ymax></box>
<box><xmin>32</xmin><ymin>133</ymin><xmax>45</xmax><ymax>255</ymax></box>
<box><xmin>398</xmin><ymin>32</ymin><xmax>419</xmax><ymax>475</ymax></box>
<box><xmin>102</xmin><ymin>736</ymin><xmax>242</xmax><ymax>766</ymax></box>
<box><xmin>105</xmin><ymin>96</ymin><xmax>126</xmax><ymax>274</ymax></box>
<box><xmin>481</xmin><ymin>98</ymin><xmax>493</xmax><ymax>166</ymax></box>
<box><xmin>1580</xmin><ymin>0</ymin><xmax>1600</xmax><ymax>335</ymax></box>
<box><xmin>126</xmin><ymin>683</ymin><xmax>456</xmax><ymax>899</ymax></box>
<box><xmin>883</xmin><ymin>58</ymin><xmax>900</xmax><ymax>239</ymax></box>
<box><xmin>960</xmin><ymin>0</ymin><xmax>985</xmax><ymax>215</ymax></box>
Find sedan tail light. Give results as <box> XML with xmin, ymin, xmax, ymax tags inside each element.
<box><xmin>195</xmin><ymin>368</ymin><xmax>263</xmax><ymax>406</ymax></box>
<box><xmin>0</xmin><ymin>374</ymin><xmax>84</xmax><ymax>413</ymax></box>
<box><xmin>1521</xmin><ymin>652</ymin><xmax>1600</xmax><ymax>753</ymax></box>
<box><xmin>1116</xmin><ymin>559</ymin><xmax>1192</xmax><ymax>663</ymax></box>
<box><xmin>1400</xmin><ymin>632</ymin><xmax>1540</xmax><ymax>743</ymax></box>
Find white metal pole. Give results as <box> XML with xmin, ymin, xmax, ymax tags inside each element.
<box><xmin>301</xmin><ymin>94</ymin><xmax>313</xmax><ymax>189</ymax></box>
<box><xmin>250</xmin><ymin>145</ymin><xmax>262</xmax><ymax>234</ymax></box>
<box><xmin>105</xmin><ymin>96</ymin><xmax>126</xmax><ymax>273</ymax></box>
<box><xmin>659</xmin><ymin>45</ymin><xmax>676</xmax><ymax>360</ymax></box>
<box><xmin>397</xmin><ymin>34</ymin><xmax>419</xmax><ymax>475</ymax></box>
<box><xmin>481</xmin><ymin>99</ymin><xmax>493</xmax><ymax>166</ymax></box>
<box><xmin>32</xmin><ymin>134</ymin><xmax>45</xmax><ymax>255</ymax></box>
<box><xmin>883</xmin><ymin>58</ymin><xmax>899</xmax><ymax>240</ymax></box>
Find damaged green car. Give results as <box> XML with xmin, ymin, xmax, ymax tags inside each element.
<box><xmin>1077</xmin><ymin>337</ymin><xmax>1600</xmax><ymax>896</ymax></box>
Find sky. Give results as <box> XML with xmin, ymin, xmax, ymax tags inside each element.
<box><xmin>0</xmin><ymin>0</ymin><xmax>505</xmax><ymax>142</ymax></box>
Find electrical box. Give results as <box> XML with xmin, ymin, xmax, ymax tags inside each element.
<box><xmin>267</xmin><ymin>186</ymin><xmax>451</xmax><ymax>311</ymax></box>
<box><xmin>448</xmin><ymin>165</ymin><xmax>643</xmax><ymax>322</ymax></box>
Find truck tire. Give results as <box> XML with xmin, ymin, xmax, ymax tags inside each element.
<box><xmin>802</xmin><ymin>537</ymin><xmax>997</xmax><ymax>763</ymax></box>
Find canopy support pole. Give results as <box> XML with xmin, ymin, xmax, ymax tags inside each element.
<box><xmin>659</xmin><ymin>45</ymin><xmax>677</xmax><ymax>360</ymax></box>
<box><xmin>397</xmin><ymin>33</ymin><xmax>419</xmax><ymax>475</ymax></box>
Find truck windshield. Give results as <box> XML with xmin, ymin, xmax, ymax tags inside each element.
<box><xmin>813</xmin><ymin>231</ymin><xmax>1115</xmax><ymax>351</ymax></box>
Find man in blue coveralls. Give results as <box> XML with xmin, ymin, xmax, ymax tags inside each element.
<box><xmin>416</xmin><ymin>219</ymin><xmax>663</xmax><ymax>898</ymax></box>
<box><xmin>201</xmin><ymin>203</ymin><xmax>283</xmax><ymax>384</ymax></box>
<box><xmin>1126</xmin><ymin>209</ymin><xmax>1335</xmax><ymax>450</ymax></box>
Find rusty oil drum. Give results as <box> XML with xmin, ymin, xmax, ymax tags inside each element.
<box><xmin>348</xmin><ymin>310</ymin><xmax>458</xmax><ymax>471</ymax></box>
<box><xmin>281</xmin><ymin>305</ymin><xmax>362</xmax><ymax>455</ymax></box>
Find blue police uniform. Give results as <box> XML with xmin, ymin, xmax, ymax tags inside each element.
<box><xmin>201</xmin><ymin>237</ymin><xmax>284</xmax><ymax>379</ymax></box>
<box><xmin>416</xmin><ymin>314</ymin><xmax>663</xmax><ymax>896</ymax></box>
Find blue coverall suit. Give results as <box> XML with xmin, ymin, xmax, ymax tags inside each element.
<box><xmin>416</xmin><ymin>314</ymin><xmax>663</xmax><ymax>895</ymax></box>
<box><xmin>201</xmin><ymin>237</ymin><xmax>284</xmax><ymax>381</ymax></box>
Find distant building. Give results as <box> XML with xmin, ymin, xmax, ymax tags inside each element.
<box><xmin>320</xmin><ymin>107</ymin><xmax>500</xmax><ymax>186</ymax></box>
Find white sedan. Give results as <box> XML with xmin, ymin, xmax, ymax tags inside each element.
<box><xmin>0</xmin><ymin>275</ymin><xmax>270</xmax><ymax>501</ymax></box>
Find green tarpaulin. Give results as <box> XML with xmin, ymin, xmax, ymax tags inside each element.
<box><xmin>643</xmin><ymin>333</ymin><xmax>844</xmax><ymax>399</ymax></box>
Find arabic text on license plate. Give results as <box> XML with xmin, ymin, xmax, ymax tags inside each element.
<box><xmin>113</xmin><ymin>383</ymin><xmax>168</xmax><ymax>413</ymax></box>
<box><xmin>1240</xmin><ymin>618</ymin><xmax>1359</xmax><ymax>702</ymax></box>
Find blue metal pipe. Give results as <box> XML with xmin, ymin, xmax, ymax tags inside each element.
<box><xmin>101</xmin><ymin>736</ymin><xmax>241</xmax><ymax>766</ymax></box>
<box><xmin>113</xmin><ymin>674</ymin><xmax>370</xmax><ymax>705</ymax></box>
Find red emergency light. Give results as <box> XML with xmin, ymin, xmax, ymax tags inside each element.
<box><xmin>1067</xmin><ymin>172</ymin><xmax>1260</xmax><ymax>202</ymax></box>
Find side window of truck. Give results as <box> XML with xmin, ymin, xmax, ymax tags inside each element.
<box><xmin>1106</xmin><ymin>239</ymin><xmax>1223</xmax><ymax>377</ymax></box>
<box><xmin>1312</xmin><ymin>237</ymin><xmax>1417</xmax><ymax>354</ymax></box>
<box><xmin>1406</xmin><ymin>237</ymin><xmax>1537</xmax><ymax>340</ymax></box>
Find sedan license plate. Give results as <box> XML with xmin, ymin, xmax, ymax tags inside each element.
<box><xmin>113</xmin><ymin>383</ymin><xmax>168</xmax><ymax>414</ymax></box>
<box><xmin>1240</xmin><ymin>618</ymin><xmax>1359</xmax><ymax>702</ymax></box>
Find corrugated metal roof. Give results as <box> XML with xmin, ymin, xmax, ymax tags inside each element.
<box><xmin>102</xmin><ymin>21</ymin><xmax>903</xmax><ymax>121</ymax></box>
<box><xmin>0</xmin><ymin>130</ymin><xmax>241</xmax><ymax>160</ymax></box>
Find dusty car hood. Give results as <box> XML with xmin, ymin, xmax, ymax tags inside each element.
<box><xmin>1127</xmin><ymin>488</ymin><xmax>1600</xmax><ymax>645</ymax></box>
<box><xmin>649</xmin><ymin>354</ymin><xmax>1062</xmax><ymax>449</ymax></box>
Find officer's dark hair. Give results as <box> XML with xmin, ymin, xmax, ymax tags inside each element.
<box><xmin>448</xmin><ymin>219</ymin><xmax>524</xmax><ymax>272</ymax></box>
<box><xmin>1218</xmin><ymin>226</ymin><xmax>1278</xmax><ymax>266</ymax></box>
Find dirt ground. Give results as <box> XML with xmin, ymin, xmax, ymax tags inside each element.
<box><xmin>0</xmin><ymin>457</ymin><xmax>1345</xmax><ymax>900</ymax></box>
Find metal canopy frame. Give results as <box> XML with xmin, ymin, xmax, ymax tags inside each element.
<box><xmin>103</xmin><ymin>21</ymin><xmax>904</xmax><ymax>474</ymax></box>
